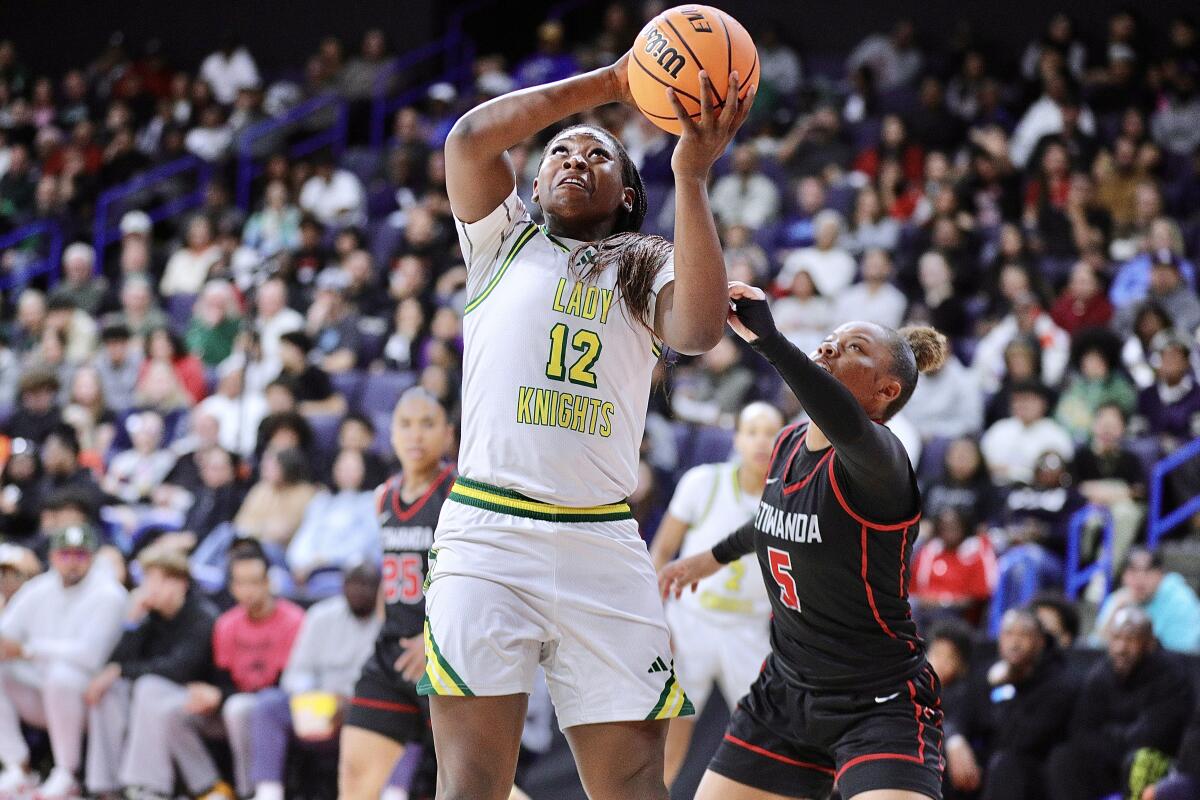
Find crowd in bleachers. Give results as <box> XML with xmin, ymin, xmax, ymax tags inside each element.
<box><xmin>1</xmin><ymin>3</ymin><xmax>1200</xmax><ymax>799</ymax></box>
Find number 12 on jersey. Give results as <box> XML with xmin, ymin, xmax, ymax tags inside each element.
<box><xmin>767</xmin><ymin>547</ymin><xmax>801</xmax><ymax>611</ymax></box>
<box><xmin>546</xmin><ymin>323</ymin><xmax>602</xmax><ymax>387</ymax></box>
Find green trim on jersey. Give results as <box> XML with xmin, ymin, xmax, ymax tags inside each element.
<box><xmin>464</xmin><ymin>223</ymin><xmax>539</xmax><ymax>315</ymax></box>
<box><xmin>540</xmin><ymin>225</ymin><xmax>571</xmax><ymax>253</ymax></box>
<box><xmin>417</xmin><ymin>619</ymin><xmax>474</xmax><ymax>697</ymax></box>
<box><xmin>646</xmin><ymin>670</ymin><xmax>695</xmax><ymax>720</ymax></box>
<box><xmin>448</xmin><ymin>477</ymin><xmax>633</xmax><ymax>522</ymax></box>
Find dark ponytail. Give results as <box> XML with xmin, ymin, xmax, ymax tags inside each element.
<box><xmin>543</xmin><ymin>125</ymin><xmax>674</xmax><ymax>333</ymax></box>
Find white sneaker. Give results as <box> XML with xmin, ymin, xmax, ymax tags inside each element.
<box><xmin>0</xmin><ymin>767</ymin><xmax>34</xmax><ymax>799</ymax></box>
<box><xmin>34</xmin><ymin>769</ymin><xmax>77</xmax><ymax>800</ymax></box>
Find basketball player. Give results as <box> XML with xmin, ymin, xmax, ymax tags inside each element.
<box><xmin>649</xmin><ymin>401</ymin><xmax>784</xmax><ymax>786</ymax></box>
<box><xmin>661</xmin><ymin>283</ymin><xmax>950</xmax><ymax>800</ymax></box>
<box><xmin>422</xmin><ymin>50</ymin><xmax>753</xmax><ymax>800</ymax></box>
<box><xmin>339</xmin><ymin>389</ymin><xmax>454</xmax><ymax>800</ymax></box>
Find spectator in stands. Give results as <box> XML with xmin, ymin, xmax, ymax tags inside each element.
<box><xmin>907</xmin><ymin>250</ymin><xmax>969</xmax><ymax>339</ymax></box>
<box><xmin>233</xmin><ymin>447</ymin><xmax>318</xmax><ymax>548</ymax></box>
<box><xmin>514</xmin><ymin>20</ymin><xmax>579</xmax><ymax>89</ymax></box>
<box><xmin>286</xmin><ymin>448</ymin><xmax>379</xmax><ymax>596</ymax></box>
<box><xmin>1121</xmin><ymin>302</ymin><xmax>1173</xmax><ymax>390</ymax></box>
<box><xmin>911</xmin><ymin>506</ymin><xmax>997</xmax><ymax>626</ymax></box>
<box><xmin>923</xmin><ymin>437</ymin><xmax>999</xmax><ymax>522</ymax></box>
<box><xmin>0</xmin><ymin>523</ymin><xmax>127</xmax><ymax>800</ymax></box>
<box><xmin>905</xmin><ymin>351</ymin><xmax>984</xmax><ymax>442</ymax></box>
<box><xmin>1054</xmin><ymin>330</ymin><xmax>1137</xmax><ymax>440</ymax></box>
<box><xmin>381</xmin><ymin>297</ymin><xmax>424</xmax><ymax>372</ymax></box>
<box><xmin>144</xmin><ymin>327</ymin><xmax>207</xmax><ymax>404</ymax></box>
<box><xmin>1021</xmin><ymin>13</ymin><xmax>1087</xmax><ymax>83</ymax></box>
<box><xmin>242</xmin><ymin>179</ymin><xmax>301</xmax><ymax>259</ymax></box>
<box><xmin>160</xmin><ymin>214</ymin><xmax>222</xmax><ymax>298</ymax></box>
<box><xmin>6</xmin><ymin>290</ymin><xmax>46</xmax><ymax>358</ymax></box>
<box><xmin>670</xmin><ymin>336</ymin><xmax>756</xmax><ymax>428</ymax></box>
<box><xmin>299</xmin><ymin>152</ymin><xmax>366</xmax><ymax>228</ymax></box>
<box><xmin>183</xmin><ymin>541</ymin><xmax>305</xmax><ymax>799</ymax></box>
<box><xmin>62</xmin><ymin>365</ymin><xmax>117</xmax><ymax>462</ymax></box>
<box><xmin>709</xmin><ymin>144</ymin><xmax>780</xmax><ymax>230</ymax></box>
<box><xmin>1047</xmin><ymin>607</ymin><xmax>1194</xmax><ymax>800</ymax></box>
<box><xmin>199</xmin><ymin>37</ymin><xmax>261</xmax><ymax>106</ymax></box>
<box><xmin>0</xmin><ymin>440</ymin><xmax>42</xmax><ymax>540</ymax></box>
<box><xmin>1029</xmin><ymin>593</ymin><xmax>1081</xmax><ymax>650</ymax></box>
<box><xmin>973</xmin><ymin>292</ymin><xmax>1070</xmax><ymax>394</ymax></box>
<box><xmin>1151</xmin><ymin>59</ymin><xmax>1200</xmax><ymax>157</ymax></box>
<box><xmin>84</xmin><ymin>545</ymin><xmax>221</xmax><ymax>800</ymax></box>
<box><xmin>306</xmin><ymin>270</ymin><xmax>361</xmax><ymax>373</ymax></box>
<box><xmin>116</xmin><ymin>276</ymin><xmax>169</xmax><ymax>343</ymax></box>
<box><xmin>1051</xmin><ymin>261</ymin><xmax>1114</xmax><ymax>335</ymax></box>
<box><xmin>1096</xmin><ymin>548</ymin><xmax>1200</xmax><ymax>654</ymax></box>
<box><xmin>777</xmin><ymin>106</ymin><xmax>852</xmax><ymax>180</ymax></box>
<box><xmin>132</xmin><ymin>359</ymin><xmax>193</xmax><ymax>416</ymax></box>
<box><xmin>982</xmin><ymin>381</ymin><xmax>1075</xmax><ymax>486</ymax></box>
<box><xmin>276</xmin><ymin>330</ymin><xmax>347</xmax><ymax>416</ymax></box>
<box><xmin>1116</xmin><ymin>257</ymin><xmax>1200</xmax><ymax>345</ymax></box>
<box><xmin>944</xmin><ymin>609</ymin><xmax>1075</xmax><ymax>800</ymax></box>
<box><xmin>253</xmin><ymin>277</ymin><xmax>304</xmax><ymax>369</ymax></box>
<box><xmin>845</xmin><ymin>19</ymin><xmax>922</xmax><ymax>90</ymax></box>
<box><xmin>1138</xmin><ymin>332</ymin><xmax>1200</xmax><ymax>449</ymax></box>
<box><xmin>36</xmin><ymin>425</ymin><xmax>107</xmax><ymax>522</ymax></box>
<box><xmin>1145</xmin><ymin>701</ymin><xmax>1200</xmax><ymax>800</ymax></box>
<box><xmin>332</xmin><ymin>414</ymin><xmax>388</xmax><ymax>487</ymax></box>
<box><xmin>832</xmin><ymin>248</ymin><xmax>906</xmax><ymax>328</ymax></box>
<box><xmin>103</xmin><ymin>411</ymin><xmax>176</xmax><ymax>505</ymax></box>
<box><xmin>1010</xmin><ymin>72</ymin><xmax>1096</xmax><ymax>169</ymax></box>
<box><xmin>50</xmin><ymin>242</ymin><xmax>107</xmax><ymax>315</ymax></box>
<box><xmin>186</xmin><ymin>280</ymin><xmax>242</xmax><ymax>368</ymax></box>
<box><xmin>778</xmin><ymin>209</ymin><xmax>856</xmax><ymax>297</ymax></box>
<box><xmin>93</xmin><ymin>321</ymin><xmax>142</xmax><ymax>413</ymax></box>
<box><xmin>247</xmin><ymin>564</ymin><xmax>382</xmax><ymax>800</ymax></box>
<box><xmin>0</xmin><ymin>144</ymin><xmax>36</xmax><ymax>219</ymax></box>
<box><xmin>1073</xmin><ymin>403</ymin><xmax>1146</xmax><ymax>568</ymax></box>
<box><xmin>1110</xmin><ymin>219</ymin><xmax>1197</xmax><ymax>310</ymax></box>
<box><xmin>3</xmin><ymin>369</ymin><xmax>61</xmax><ymax>444</ymax></box>
<box><xmin>159</xmin><ymin>446</ymin><xmax>243</xmax><ymax>554</ymax></box>
<box><xmin>1002</xmin><ymin>450</ymin><xmax>1085</xmax><ymax>557</ymax></box>
<box><xmin>197</xmin><ymin>362</ymin><xmax>266</xmax><ymax>459</ymax></box>
<box><xmin>844</xmin><ymin>185</ymin><xmax>900</xmax><ymax>255</ymax></box>
<box><xmin>925</xmin><ymin>619</ymin><xmax>973</xmax><ymax>713</ymax></box>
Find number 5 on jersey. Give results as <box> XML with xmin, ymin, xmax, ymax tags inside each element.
<box><xmin>768</xmin><ymin>547</ymin><xmax>800</xmax><ymax>611</ymax></box>
<box><xmin>546</xmin><ymin>323</ymin><xmax>602</xmax><ymax>387</ymax></box>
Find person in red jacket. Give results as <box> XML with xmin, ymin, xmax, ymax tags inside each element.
<box><xmin>910</xmin><ymin>506</ymin><xmax>998</xmax><ymax>627</ymax></box>
<box><xmin>1051</xmin><ymin>262</ymin><xmax>1114</xmax><ymax>335</ymax></box>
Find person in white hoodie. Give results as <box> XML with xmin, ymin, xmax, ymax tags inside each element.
<box><xmin>0</xmin><ymin>524</ymin><xmax>128</xmax><ymax>800</ymax></box>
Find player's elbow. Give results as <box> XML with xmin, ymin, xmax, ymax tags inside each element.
<box><xmin>668</xmin><ymin>319</ymin><xmax>725</xmax><ymax>355</ymax></box>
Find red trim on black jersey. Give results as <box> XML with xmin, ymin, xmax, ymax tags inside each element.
<box><xmin>349</xmin><ymin>697</ymin><xmax>420</xmax><ymax>714</ymax></box>
<box><xmin>860</xmin><ymin>524</ymin><xmax>899</xmax><ymax>641</ymax></box>
<box><xmin>826</xmin><ymin>455</ymin><xmax>921</xmax><ymax>531</ymax></box>
<box><xmin>782</xmin><ymin>430</ymin><xmax>835</xmax><ymax>495</ymax></box>
<box><xmin>835</xmin><ymin>751</ymin><xmax>924</xmax><ymax>782</ymax></box>
<box><xmin>389</xmin><ymin>464</ymin><xmax>456</xmax><ymax>522</ymax></box>
<box><xmin>768</xmin><ymin>424</ymin><xmax>801</xmax><ymax>473</ymax></box>
<box><xmin>899</xmin><ymin>526</ymin><xmax>909</xmax><ymax>598</ymax></box>
<box><xmin>723</xmin><ymin>734</ymin><xmax>835</xmax><ymax>775</ymax></box>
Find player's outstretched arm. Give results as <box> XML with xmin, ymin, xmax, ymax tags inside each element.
<box><xmin>444</xmin><ymin>55</ymin><xmax>633</xmax><ymax>224</ymax></box>
<box><xmin>655</xmin><ymin>71</ymin><xmax>756</xmax><ymax>355</ymax></box>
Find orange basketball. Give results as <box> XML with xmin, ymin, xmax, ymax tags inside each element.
<box><xmin>628</xmin><ymin>5</ymin><xmax>759</xmax><ymax>135</ymax></box>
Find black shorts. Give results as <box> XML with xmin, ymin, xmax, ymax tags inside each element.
<box><xmin>709</xmin><ymin>655</ymin><xmax>944</xmax><ymax>800</ymax></box>
<box><xmin>344</xmin><ymin>640</ymin><xmax>430</xmax><ymax>744</ymax></box>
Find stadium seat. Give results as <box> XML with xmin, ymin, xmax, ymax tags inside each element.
<box><xmin>166</xmin><ymin>294</ymin><xmax>196</xmax><ymax>334</ymax></box>
<box><xmin>673</xmin><ymin>423</ymin><xmax>734</xmax><ymax>475</ymax></box>
<box><xmin>306</xmin><ymin>413</ymin><xmax>345</xmax><ymax>463</ymax></box>
<box><xmin>917</xmin><ymin>436</ymin><xmax>951</xmax><ymax>487</ymax></box>
<box><xmin>330</xmin><ymin>370</ymin><xmax>366</xmax><ymax>410</ymax></box>
<box><xmin>361</xmin><ymin>371</ymin><xmax>417</xmax><ymax>417</ymax></box>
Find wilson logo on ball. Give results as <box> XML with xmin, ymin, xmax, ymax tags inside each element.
<box><xmin>643</xmin><ymin>26</ymin><xmax>687</xmax><ymax>78</ymax></box>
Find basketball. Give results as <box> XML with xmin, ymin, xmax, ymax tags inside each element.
<box><xmin>628</xmin><ymin>4</ymin><xmax>759</xmax><ymax>134</ymax></box>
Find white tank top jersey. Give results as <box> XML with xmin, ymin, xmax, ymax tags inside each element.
<box><xmin>453</xmin><ymin>189</ymin><xmax>675</xmax><ymax>507</ymax></box>
<box><xmin>669</xmin><ymin>461</ymin><xmax>770</xmax><ymax>619</ymax></box>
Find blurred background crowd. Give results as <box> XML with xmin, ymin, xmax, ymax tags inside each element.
<box><xmin>0</xmin><ymin>1</ymin><xmax>1199</xmax><ymax>798</ymax></box>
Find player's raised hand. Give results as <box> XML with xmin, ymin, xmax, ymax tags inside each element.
<box><xmin>726</xmin><ymin>281</ymin><xmax>775</xmax><ymax>343</ymax></box>
<box><xmin>667</xmin><ymin>70</ymin><xmax>755</xmax><ymax>180</ymax></box>
<box><xmin>658</xmin><ymin>551</ymin><xmax>722</xmax><ymax>600</ymax></box>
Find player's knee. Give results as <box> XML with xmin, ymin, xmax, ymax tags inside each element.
<box><xmin>590</xmin><ymin>759</ymin><xmax>669</xmax><ymax>800</ymax></box>
<box><xmin>435</xmin><ymin>774</ymin><xmax>514</xmax><ymax>800</ymax></box>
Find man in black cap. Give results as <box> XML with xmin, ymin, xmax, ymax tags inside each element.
<box><xmin>277</xmin><ymin>330</ymin><xmax>345</xmax><ymax>416</ymax></box>
<box><xmin>0</xmin><ymin>523</ymin><xmax>127</xmax><ymax>800</ymax></box>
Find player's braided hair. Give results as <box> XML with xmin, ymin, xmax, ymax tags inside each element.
<box><xmin>542</xmin><ymin>125</ymin><xmax>673</xmax><ymax>335</ymax></box>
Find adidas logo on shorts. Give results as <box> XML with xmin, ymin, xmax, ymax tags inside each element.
<box><xmin>647</xmin><ymin>657</ymin><xmax>670</xmax><ymax>674</ymax></box>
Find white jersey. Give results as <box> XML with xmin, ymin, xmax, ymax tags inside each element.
<box><xmin>454</xmin><ymin>190</ymin><xmax>675</xmax><ymax>507</ymax></box>
<box><xmin>669</xmin><ymin>461</ymin><xmax>770</xmax><ymax>620</ymax></box>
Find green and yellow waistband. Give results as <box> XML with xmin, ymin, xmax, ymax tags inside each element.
<box><xmin>449</xmin><ymin>477</ymin><xmax>633</xmax><ymax>523</ymax></box>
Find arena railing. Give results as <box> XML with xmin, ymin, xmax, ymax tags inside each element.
<box><xmin>1064</xmin><ymin>504</ymin><xmax>1114</xmax><ymax>601</ymax></box>
<box><xmin>236</xmin><ymin>93</ymin><xmax>349</xmax><ymax>210</ymax></box>
<box><xmin>988</xmin><ymin>545</ymin><xmax>1044</xmax><ymax>638</ymax></box>
<box><xmin>93</xmin><ymin>154</ymin><xmax>214</xmax><ymax>262</ymax></box>
<box><xmin>1148</xmin><ymin>436</ymin><xmax>1200</xmax><ymax>550</ymax></box>
<box><xmin>0</xmin><ymin>219</ymin><xmax>64</xmax><ymax>290</ymax></box>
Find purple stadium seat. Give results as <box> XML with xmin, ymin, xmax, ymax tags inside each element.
<box><xmin>307</xmin><ymin>413</ymin><xmax>345</xmax><ymax>462</ymax></box>
<box><xmin>361</xmin><ymin>371</ymin><xmax>417</xmax><ymax>417</ymax></box>
<box><xmin>673</xmin><ymin>423</ymin><xmax>735</xmax><ymax>476</ymax></box>
<box><xmin>917</xmin><ymin>436</ymin><xmax>952</xmax><ymax>487</ymax></box>
<box><xmin>166</xmin><ymin>294</ymin><xmax>196</xmax><ymax>335</ymax></box>
<box><xmin>330</xmin><ymin>370</ymin><xmax>366</xmax><ymax>410</ymax></box>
